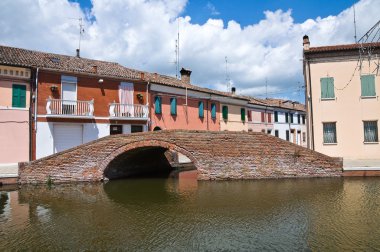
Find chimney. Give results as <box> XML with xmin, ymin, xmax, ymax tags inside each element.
<box><xmin>180</xmin><ymin>68</ymin><xmax>192</xmax><ymax>83</ymax></box>
<box><xmin>92</xmin><ymin>65</ymin><xmax>97</xmax><ymax>73</ymax></box>
<box><xmin>303</xmin><ymin>35</ymin><xmax>310</xmax><ymax>50</ymax></box>
<box><xmin>231</xmin><ymin>87</ymin><xmax>236</xmax><ymax>94</ymax></box>
<box><xmin>76</xmin><ymin>48</ymin><xmax>80</xmax><ymax>57</ymax></box>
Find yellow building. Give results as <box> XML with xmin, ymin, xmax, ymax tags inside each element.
<box><xmin>303</xmin><ymin>36</ymin><xmax>380</xmax><ymax>168</ymax></box>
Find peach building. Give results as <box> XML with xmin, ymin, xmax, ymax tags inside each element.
<box><xmin>303</xmin><ymin>36</ymin><xmax>380</xmax><ymax>167</ymax></box>
<box><xmin>0</xmin><ymin>65</ymin><xmax>31</xmax><ymax>164</ymax></box>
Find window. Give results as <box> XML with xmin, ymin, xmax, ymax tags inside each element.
<box><xmin>323</xmin><ymin>122</ymin><xmax>337</xmax><ymax>144</ymax></box>
<box><xmin>241</xmin><ymin>108</ymin><xmax>246</xmax><ymax>121</ymax></box>
<box><xmin>247</xmin><ymin>110</ymin><xmax>252</xmax><ymax>122</ymax></box>
<box><xmin>261</xmin><ymin>112</ymin><xmax>265</xmax><ymax>122</ymax></box>
<box><xmin>170</xmin><ymin>98</ymin><xmax>177</xmax><ymax>115</ymax></box>
<box><xmin>303</xmin><ymin>132</ymin><xmax>306</xmax><ymax>142</ymax></box>
<box><xmin>361</xmin><ymin>75</ymin><xmax>376</xmax><ymax>97</ymax></box>
<box><xmin>211</xmin><ymin>103</ymin><xmax>216</xmax><ymax>119</ymax></box>
<box><xmin>290</xmin><ymin>113</ymin><xmax>294</xmax><ymax>124</ymax></box>
<box><xmin>267</xmin><ymin>129</ymin><xmax>272</xmax><ymax>134</ymax></box>
<box><xmin>198</xmin><ymin>101</ymin><xmax>204</xmax><ymax>118</ymax></box>
<box><xmin>363</xmin><ymin>121</ymin><xmax>378</xmax><ymax>142</ymax></box>
<box><xmin>110</xmin><ymin>125</ymin><xmax>122</xmax><ymax>135</ymax></box>
<box><xmin>321</xmin><ymin>77</ymin><xmax>335</xmax><ymax>99</ymax></box>
<box><xmin>155</xmin><ymin>96</ymin><xmax>162</xmax><ymax>114</ymax></box>
<box><xmin>267</xmin><ymin>113</ymin><xmax>272</xmax><ymax>123</ymax></box>
<box><xmin>285</xmin><ymin>112</ymin><xmax>289</xmax><ymax>123</ymax></box>
<box><xmin>286</xmin><ymin>130</ymin><xmax>290</xmax><ymax>141</ymax></box>
<box><xmin>275</xmin><ymin>130</ymin><xmax>279</xmax><ymax>137</ymax></box>
<box><xmin>274</xmin><ymin>111</ymin><xmax>278</xmax><ymax>122</ymax></box>
<box><xmin>302</xmin><ymin>115</ymin><xmax>306</xmax><ymax>125</ymax></box>
<box><xmin>131</xmin><ymin>125</ymin><xmax>144</xmax><ymax>133</ymax></box>
<box><xmin>297</xmin><ymin>114</ymin><xmax>300</xmax><ymax>124</ymax></box>
<box><xmin>12</xmin><ymin>84</ymin><xmax>26</xmax><ymax>108</ymax></box>
<box><xmin>222</xmin><ymin>105</ymin><xmax>228</xmax><ymax>120</ymax></box>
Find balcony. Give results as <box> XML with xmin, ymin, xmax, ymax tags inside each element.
<box><xmin>109</xmin><ymin>103</ymin><xmax>149</xmax><ymax>119</ymax></box>
<box><xmin>46</xmin><ymin>98</ymin><xmax>94</xmax><ymax>117</ymax></box>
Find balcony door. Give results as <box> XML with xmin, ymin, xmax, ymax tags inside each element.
<box><xmin>62</xmin><ymin>82</ymin><xmax>77</xmax><ymax>115</ymax></box>
<box><xmin>119</xmin><ymin>82</ymin><xmax>134</xmax><ymax>117</ymax></box>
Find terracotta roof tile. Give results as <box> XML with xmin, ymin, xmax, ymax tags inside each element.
<box><xmin>0</xmin><ymin>45</ymin><xmax>141</xmax><ymax>79</ymax></box>
<box><xmin>306</xmin><ymin>42</ymin><xmax>380</xmax><ymax>53</ymax></box>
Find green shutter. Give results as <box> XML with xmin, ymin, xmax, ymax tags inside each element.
<box><xmin>12</xmin><ymin>84</ymin><xmax>26</xmax><ymax>108</ymax></box>
<box><xmin>170</xmin><ymin>98</ymin><xmax>177</xmax><ymax>115</ymax></box>
<box><xmin>321</xmin><ymin>77</ymin><xmax>334</xmax><ymax>99</ymax></box>
<box><xmin>155</xmin><ymin>96</ymin><xmax>161</xmax><ymax>114</ymax></box>
<box><xmin>211</xmin><ymin>103</ymin><xmax>216</xmax><ymax>119</ymax></box>
<box><xmin>198</xmin><ymin>101</ymin><xmax>204</xmax><ymax>118</ymax></box>
<box><xmin>241</xmin><ymin>108</ymin><xmax>245</xmax><ymax>121</ymax></box>
<box><xmin>222</xmin><ymin>106</ymin><xmax>228</xmax><ymax>120</ymax></box>
<box><xmin>361</xmin><ymin>75</ymin><xmax>376</xmax><ymax>97</ymax></box>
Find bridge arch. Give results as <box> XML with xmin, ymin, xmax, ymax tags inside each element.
<box><xmin>99</xmin><ymin>140</ymin><xmax>198</xmax><ymax>180</ymax></box>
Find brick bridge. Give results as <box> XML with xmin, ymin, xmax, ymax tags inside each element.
<box><xmin>19</xmin><ymin>130</ymin><xmax>343</xmax><ymax>184</ymax></box>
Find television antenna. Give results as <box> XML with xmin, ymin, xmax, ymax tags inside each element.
<box><xmin>225</xmin><ymin>56</ymin><xmax>231</xmax><ymax>92</ymax></box>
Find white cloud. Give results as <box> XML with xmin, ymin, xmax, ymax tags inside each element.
<box><xmin>0</xmin><ymin>0</ymin><xmax>378</xmax><ymax>101</ymax></box>
<box><xmin>206</xmin><ymin>2</ymin><xmax>220</xmax><ymax>16</ymax></box>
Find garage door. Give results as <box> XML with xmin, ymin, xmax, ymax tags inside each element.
<box><xmin>54</xmin><ymin>124</ymin><xmax>83</xmax><ymax>153</ymax></box>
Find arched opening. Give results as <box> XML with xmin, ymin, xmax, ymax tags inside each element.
<box><xmin>153</xmin><ymin>126</ymin><xmax>162</xmax><ymax>131</ymax></box>
<box><xmin>103</xmin><ymin>146</ymin><xmax>195</xmax><ymax>180</ymax></box>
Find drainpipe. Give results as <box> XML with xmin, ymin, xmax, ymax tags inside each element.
<box><xmin>206</xmin><ymin>96</ymin><xmax>209</xmax><ymax>130</ymax></box>
<box><xmin>146</xmin><ymin>81</ymin><xmax>150</xmax><ymax>131</ymax></box>
<box><xmin>306</xmin><ymin>60</ymin><xmax>315</xmax><ymax>150</ymax></box>
<box><xmin>28</xmin><ymin>68</ymin><xmax>34</xmax><ymax>161</ymax></box>
<box><xmin>34</xmin><ymin>68</ymin><xmax>39</xmax><ymax>132</ymax></box>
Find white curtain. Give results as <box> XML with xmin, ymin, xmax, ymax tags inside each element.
<box><xmin>119</xmin><ymin>82</ymin><xmax>134</xmax><ymax>116</ymax></box>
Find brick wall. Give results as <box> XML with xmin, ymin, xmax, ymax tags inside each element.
<box><xmin>19</xmin><ymin>130</ymin><xmax>343</xmax><ymax>184</ymax></box>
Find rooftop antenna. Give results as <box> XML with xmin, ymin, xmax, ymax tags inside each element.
<box><xmin>265</xmin><ymin>77</ymin><xmax>268</xmax><ymax>99</ymax></box>
<box><xmin>174</xmin><ymin>39</ymin><xmax>178</xmax><ymax>78</ymax></box>
<box><xmin>177</xmin><ymin>18</ymin><xmax>180</xmax><ymax>79</ymax></box>
<box><xmin>353</xmin><ymin>3</ymin><xmax>357</xmax><ymax>43</ymax></box>
<box><xmin>78</xmin><ymin>18</ymin><xmax>85</xmax><ymax>56</ymax></box>
<box><xmin>225</xmin><ymin>56</ymin><xmax>231</xmax><ymax>92</ymax></box>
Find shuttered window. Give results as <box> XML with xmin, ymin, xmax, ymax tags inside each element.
<box><xmin>274</xmin><ymin>111</ymin><xmax>278</xmax><ymax>122</ymax></box>
<box><xmin>290</xmin><ymin>113</ymin><xmax>294</xmax><ymax>123</ymax></box>
<box><xmin>198</xmin><ymin>101</ymin><xmax>204</xmax><ymax>118</ymax></box>
<box><xmin>12</xmin><ymin>84</ymin><xmax>26</xmax><ymax>108</ymax></box>
<box><xmin>363</xmin><ymin>121</ymin><xmax>378</xmax><ymax>142</ymax></box>
<box><xmin>297</xmin><ymin>114</ymin><xmax>301</xmax><ymax>124</ymax></box>
<box><xmin>261</xmin><ymin>112</ymin><xmax>265</xmax><ymax>122</ymax></box>
<box><xmin>170</xmin><ymin>98</ymin><xmax>177</xmax><ymax>115</ymax></box>
<box><xmin>321</xmin><ymin>77</ymin><xmax>335</xmax><ymax>99</ymax></box>
<box><xmin>323</xmin><ymin>122</ymin><xmax>337</xmax><ymax>144</ymax></box>
<box><xmin>361</xmin><ymin>75</ymin><xmax>376</xmax><ymax>97</ymax></box>
<box><xmin>211</xmin><ymin>103</ymin><xmax>216</xmax><ymax>119</ymax></box>
<box><xmin>286</xmin><ymin>130</ymin><xmax>290</xmax><ymax>141</ymax></box>
<box><xmin>302</xmin><ymin>115</ymin><xmax>306</xmax><ymax>124</ymax></box>
<box><xmin>275</xmin><ymin>130</ymin><xmax>279</xmax><ymax>137</ymax></box>
<box><xmin>222</xmin><ymin>105</ymin><xmax>228</xmax><ymax>120</ymax></box>
<box><xmin>247</xmin><ymin>110</ymin><xmax>252</xmax><ymax>122</ymax></box>
<box><xmin>285</xmin><ymin>112</ymin><xmax>289</xmax><ymax>123</ymax></box>
<box><xmin>155</xmin><ymin>96</ymin><xmax>162</xmax><ymax>114</ymax></box>
<box><xmin>267</xmin><ymin>113</ymin><xmax>272</xmax><ymax>123</ymax></box>
<box><xmin>241</xmin><ymin>108</ymin><xmax>245</xmax><ymax>121</ymax></box>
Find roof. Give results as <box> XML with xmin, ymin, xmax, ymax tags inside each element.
<box><xmin>0</xmin><ymin>45</ymin><xmax>142</xmax><ymax>79</ymax></box>
<box><xmin>305</xmin><ymin>42</ymin><xmax>380</xmax><ymax>53</ymax></box>
<box><xmin>263</xmin><ymin>98</ymin><xmax>306</xmax><ymax>111</ymax></box>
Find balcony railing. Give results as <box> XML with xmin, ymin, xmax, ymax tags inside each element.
<box><xmin>46</xmin><ymin>98</ymin><xmax>94</xmax><ymax>117</ymax></box>
<box><xmin>109</xmin><ymin>103</ymin><xmax>149</xmax><ymax>119</ymax></box>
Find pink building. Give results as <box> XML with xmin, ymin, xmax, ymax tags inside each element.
<box><xmin>247</xmin><ymin>98</ymin><xmax>274</xmax><ymax>134</ymax></box>
<box><xmin>0</xmin><ymin>65</ymin><xmax>31</xmax><ymax>164</ymax></box>
<box><xmin>148</xmin><ymin>69</ymin><xmax>221</xmax><ymax>131</ymax></box>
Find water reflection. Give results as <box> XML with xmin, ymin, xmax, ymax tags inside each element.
<box><xmin>0</xmin><ymin>178</ymin><xmax>379</xmax><ymax>251</ymax></box>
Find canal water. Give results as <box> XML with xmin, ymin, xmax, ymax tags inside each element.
<box><xmin>1</xmin><ymin>177</ymin><xmax>379</xmax><ymax>251</ymax></box>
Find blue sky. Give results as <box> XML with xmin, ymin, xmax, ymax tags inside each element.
<box><xmin>72</xmin><ymin>0</ymin><xmax>358</xmax><ymax>25</ymax></box>
<box><xmin>2</xmin><ymin>0</ymin><xmax>375</xmax><ymax>102</ymax></box>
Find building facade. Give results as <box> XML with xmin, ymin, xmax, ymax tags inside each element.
<box><xmin>303</xmin><ymin>36</ymin><xmax>380</xmax><ymax>164</ymax></box>
<box><xmin>0</xmin><ymin>65</ymin><xmax>31</xmax><ymax>164</ymax></box>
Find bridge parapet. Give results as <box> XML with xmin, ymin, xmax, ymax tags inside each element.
<box><xmin>19</xmin><ymin>130</ymin><xmax>343</xmax><ymax>184</ymax></box>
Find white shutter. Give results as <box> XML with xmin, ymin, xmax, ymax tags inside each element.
<box><xmin>53</xmin><ymin>124</ymin><xmax>83</xmax><ymax>153</ymax></box>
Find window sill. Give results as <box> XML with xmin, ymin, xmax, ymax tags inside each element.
<box><xmin>321</xmin><ymin>98</ymin><xmax>336</xmax><ymax>101</ymax></box>
<box><xmin>323</xmin><ymin>142</ymin><xmax>338</xmax><ymax>145</ymax></box>
<box><xmin>363</xmin><ymin>142</ymin><xmax>379</xmax><ymax>144</ymax></box>
<box><xmin>360</xmin><ymin>96</ymin><xmax>377</xmax><ymax>99</ymax></box>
